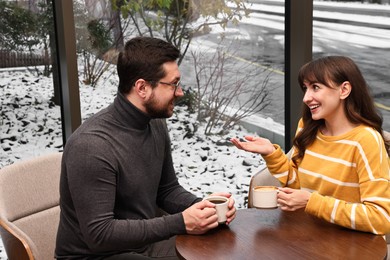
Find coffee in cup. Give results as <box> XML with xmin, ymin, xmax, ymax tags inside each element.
<box><xmin>204</xmin><ymin>195</ymin><xmax>229</xmax><ymax>224</ymax></box>
<box><xmin>252</xmin><ymin>186</ymin><xmax>278</xmax><ymax>209</ymax></box>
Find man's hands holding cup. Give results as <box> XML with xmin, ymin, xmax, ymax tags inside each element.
<box><xmin>182</xmin><ymin>192</ymin><xmax>236</xmax><ymax>235</ymax></box>
<box><xmin>207</xmin><ymin>192</ymin><xmax>236</xmax><ymax>224</ymax></box>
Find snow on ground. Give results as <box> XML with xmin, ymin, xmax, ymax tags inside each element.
<box><xmin>0</xmin><ymin>65</ymin><xmax>266</xmax><ymax>205</ymax></box>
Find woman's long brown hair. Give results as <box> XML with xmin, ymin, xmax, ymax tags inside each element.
<box><xmin>292</xmin><ymin>56</ymin><xmax>390</xmax><ymax>164</ymax></box>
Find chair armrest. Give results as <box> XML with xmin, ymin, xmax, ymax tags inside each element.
<box><xmin>0</xmin><ymin>219</ymin><xmax>33</xmax><ymax>260</ymax></box>
<box><xmin>384</xmin><ymin>130</ymin><xmax>390</xmax><ymax>141</ymax></box>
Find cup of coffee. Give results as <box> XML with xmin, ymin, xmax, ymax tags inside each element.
<box><xmin>204</xmin><ymin>195</ymin><xmax>229</xmax><ymax>224</ymax></box>
<box><xmin>252</xmin><ymin>186</ymin><xmax>278</xmax><ymax>209</ymax></box>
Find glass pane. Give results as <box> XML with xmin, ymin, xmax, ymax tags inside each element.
<box><xmin>176</xmin><ymin>0</ymin><xmax>285</xmax><ymax>208</ymax></box>
<box><xmin>0</xmin><ymin>0</ymin><xmax>287</xmax><ymax>256</ymax></box>
<box><xmin>312</xmin><ymin>0</ymin><xmax>390</xmax><ymax>132</ymax></box>
<box><xmin>72</xmin><ymin>0</ymin><xmax>285</xmax><ymax>209</ymax></box>
<box><xmin>73</xmin><ymin>0</ymin><xmax>118</xmax><ymax>120</ymax></box>
<box><xmin>0</xmin><ymin>0</ymin><xmax>62</xmax><ymax>168</ymax></box>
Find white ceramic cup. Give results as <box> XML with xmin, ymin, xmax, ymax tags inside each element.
<box><xmin>252</xmin><ymin>186</ymin><xmax>278</xmax><ymax>208</ymax></box>
<box><xmin>204</xmin><ymin>195</ymin><xmax>229</xmax><ymax>224</ymax></box>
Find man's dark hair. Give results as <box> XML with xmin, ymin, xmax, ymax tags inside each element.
<box><xmin>117</xmin><ymin>37</ymin><xmax>181</xmax><ymax>94</ymax></box>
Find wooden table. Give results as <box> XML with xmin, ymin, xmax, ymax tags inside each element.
<box><xmin>176</xmin><ymin>208</ymin><xmax>387</xmax><ymax>260</ymax></box>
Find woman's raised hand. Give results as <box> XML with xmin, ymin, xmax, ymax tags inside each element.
<box><xmin>230</xmin><ymin>136</ymin><xmax>275</xmax><ymax>156</ymax></box>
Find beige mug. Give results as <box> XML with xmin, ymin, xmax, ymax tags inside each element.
<box><xmin>204</xmin><ymin>195</ymin><xmax>229</xmax><ymax>224</ymax></box>
<box><xmin>252</xmin><ymin>186</ymin><xmax>278</xmax><ymax>208</ymax></box>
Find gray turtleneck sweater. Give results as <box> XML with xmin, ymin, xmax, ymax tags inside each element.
<box><xmin>55</xmin><ymin>92</ymin><xmax>201</xmax><ymax>259</ymax></box>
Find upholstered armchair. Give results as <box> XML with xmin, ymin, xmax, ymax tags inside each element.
<box><xmin>0</xmin><ymin>152</ymin><xmax>62</xmax><ymax>260</ymax></box>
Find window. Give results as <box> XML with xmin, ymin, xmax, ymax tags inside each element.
<box><xmin>0</xmin><ymin>0</ymin><xmax>62</xmax><ymax>168</ymax></box>
<box><xmin>312</xmin><ymin>0</ymin><xmax>390</xmax><ymax>132</ymax></box>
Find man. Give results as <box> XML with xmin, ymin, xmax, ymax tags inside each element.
<box><xmin>55</xmin><ymin>36</ymin><xmax>236</xmax><ymax>259</ymax></box>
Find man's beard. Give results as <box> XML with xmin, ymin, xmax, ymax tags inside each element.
<box><xmin>145</xmin><ymin>92</ymin><xmax>174</xmax><ymax>118</ymax></box>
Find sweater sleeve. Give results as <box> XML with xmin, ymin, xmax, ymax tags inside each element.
<box><xmin>262</xmin><ymin>119</ymin><xmax>303</xmax><ymax>188</ymax></box>
<box><xmin>262</xmin><ymin>145</ymin><xmax>301</xmax><ymax>189</ymax></box>
<box><xmin>156</xmin><ymin>119</ymin><xmax>202</xmax><ymax>213</ymax></box>
<box><xmin>305</xmin><ymin>130</ymin><xmax>390</xmax><ymax>235</ymax></box>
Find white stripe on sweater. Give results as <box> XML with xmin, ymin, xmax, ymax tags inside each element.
<box><xmin>335</xmin><ymin>139</ymin><xmax>374</xmax><ymax>180</ymax></box>
<box><xmin>373</xmin><ymin>204</ymin><xmax>390</xmax><ymax>222</ymax></box>
<box><xmin>362</xmin><ymin>205</ymin><xmax>378</xmax><ymax>235</ymax></box>
<box><xmin>364</xmin><ymin>197</ymin><xmax>390</xmax><ymax>203</ymax></box>
<box><xmin>300</xmin><ymin>168</ymin><xmax>360</xmax><ymax>187</ymax></box>
<box><xmin>305</xmin><ymin>149</ymin><xmax>356</xmax><ymax>167</ymax></box>
<box><xmin>331</xmin><ymin>200</ymin><xmax>339</xmax><ymax>223</ymax></box>
<box><xmin>365</xmin><ymin>127</ymin><xmax>382</xmax><ymax>163</ymax></box>
<box><xmin>351</xmin><ymin>204</ymin><xmax>357</xmax><ymax>229</ymax></box>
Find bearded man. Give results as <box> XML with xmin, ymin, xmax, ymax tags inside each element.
<box><xmin>55</xmin><ymin>37</ymin><xmax>236</xmax><ymax>260</ymax></box>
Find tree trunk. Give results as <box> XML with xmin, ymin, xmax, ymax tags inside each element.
<box><xmin>110</xmin><ymin>3</ymin><xmax>124</xmax><ymax>51</ymax></box>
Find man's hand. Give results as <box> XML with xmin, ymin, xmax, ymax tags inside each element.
<box><xmin>182</xmin><ymin>200</ymin><xmax>219</xmax><ymax>235</ymax></box>
<box><xmin>277</xmin><ymin>187</ymin><xmax>311</xmax><ymax>211</ymax></box>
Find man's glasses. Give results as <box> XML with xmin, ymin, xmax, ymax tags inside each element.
<box><xmin>151</xmin><ymin>80</ymin><xmax>183</xmax><ymax>95</ymax></box>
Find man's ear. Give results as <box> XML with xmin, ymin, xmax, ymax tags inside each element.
<box><xmin>340</xmin><ymin>81</ymin><xmax>352</xmax><ymax>100</ymax></box>
<box><xmin>133</xmin><ymin>79</ymin><xmax>148</xmax><ymax>99</ymax></box>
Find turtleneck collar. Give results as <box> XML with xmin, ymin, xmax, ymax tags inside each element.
<box><xmin>113</xmin><ymin>92</ymin><xmax>151</xmax><ymax>130</ymax></box>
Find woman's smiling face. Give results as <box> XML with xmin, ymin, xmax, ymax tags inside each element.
<box><xmin>302</xmin><ymin>80</ymin><xmax>344</xmax><ymax>122</ymax></box>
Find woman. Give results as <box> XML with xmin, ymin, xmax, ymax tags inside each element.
<box><xmin>231</xmin><ymin>56</ymin><xmax>390</xmax><ymax>235</ymax></box>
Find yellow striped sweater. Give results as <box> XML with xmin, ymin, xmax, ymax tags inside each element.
<box><xmin>263</xmin><ymin>120</ymin><xmax>390</xmax><ymax>235</ymax></box>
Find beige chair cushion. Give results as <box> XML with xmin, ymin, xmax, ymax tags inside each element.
<box><xmin>0</xmin><ymin>152</ymin><xmax>62</xmax><ymax>260</ymax></box>
<box><xmin>384</xmin><ymin>130</ymin><xmax>390</xmax><ymax>140</ymax></box>
<box><xmin>0</xmin><ymin>153</ymin><xmax>61</xmax><ymax>221</ymax></box>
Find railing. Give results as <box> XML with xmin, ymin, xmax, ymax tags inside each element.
<box><xmin>0</xmin><ymin>50</ymin><xmax>51</xmax><ymax>68</ymax></box>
